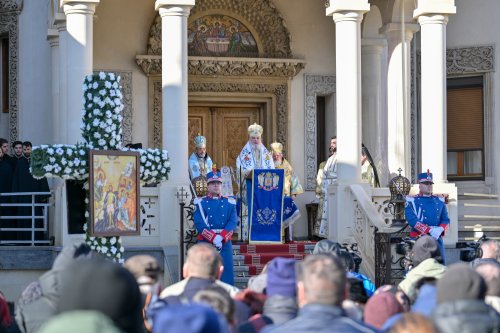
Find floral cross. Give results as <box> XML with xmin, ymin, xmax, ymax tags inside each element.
<box><xmin>30</xmin><ymin>72</ymin><xmax>171</xmax><ymax>262</ymax></box>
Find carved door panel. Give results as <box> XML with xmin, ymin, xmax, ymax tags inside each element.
<box><xmin>188</xmin><ymin>107</ymin><xmax>213</xmax><ymax>156</ymax></box>
<box><xmin>188</xmin><ymin>105</ymin><xmax>260</xmax><ymax>173</ymax></box>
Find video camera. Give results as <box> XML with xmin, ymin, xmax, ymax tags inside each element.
<box><xmin>340</xmin><ymin>243</ymin><xmax>362</xmax><ymax>273</ymax></box>
<box><xmin>395</xmin><ymin>237</ymin><xmax>416</xmax><ymax>272</ymax></box>
<box><xmin>456</xmin><ymin>235</ymin><xmax>487</xmax><ymax>262</ymax></box>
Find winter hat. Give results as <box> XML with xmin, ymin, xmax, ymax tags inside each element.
<box><xmin>152</xmin><ymin>303</ymin><xmax>230</xmax><ymax>333</ymax></box>
<box><xmin>312</xmin><ymin>239</ymin><xmax>341</xmax><ymax>257</ymax></box>
<box><xmin>364</xmin><ymin>291</ymin><xmax>405</xmax><ymax>329</ymax></box>
<box><xmin>437</xmin><ymin>263</ymin><xmax>487</xmax><ymax>304</ymax></box>
<box><xmin>39</xmin><ymin>311</ymin><xmax>123</xmax><ymax>333</ymax></box>
<box><xmin>124</xmin><ymin>255</ymin><xmax>162</xmax><ymax>281</ymax></box>
<box><xmin>411</xmin><ymin>235</ymin><xmax>442</xmax><ymax>267</ymax></box>
<box><xmin>59</xmin><ymin>258</ymin><xmax>143</xmax><ymax>333</ymax></box>
<box><xmin>266</xmin><ymin>258</ymin><xmax>297</xmax><ymax>297</ymax></box>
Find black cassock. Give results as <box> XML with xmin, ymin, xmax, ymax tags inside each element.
<box><xmin>11</xmin><ymin>157</ymin><xmax>50</xmax><ymax>241</ymax></box>
<box><xmin>0</xmin><ymin>158</ymin><xmax>14</xmax><ymax>241</ymax></box>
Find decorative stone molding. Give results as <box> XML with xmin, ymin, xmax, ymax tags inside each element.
<box><xmin>150</xmin><ymin>80</ymin><xmax>289</xmax><ymax>150</ymax></box>
<box><xmin>0</xmin><ymin>0</ymin><xmax>22</xmax><ymax>12</ymax></box>
<box><xmin>446</xmin><ymin>45</ymin><xmax>494</xmax><ymax>75</ymax></box>
<box><xmin>0</xmin><ymin>0</ymin><xmax>22</xmax><ymax>143</ymax></box>
<box><xmin>147</xmin><ymin>0</ymin><xmax>292</xmax><ymax>58</ymax></box>
<box><xmin>136</xmin><ymin>55</ymin><xmax>305</xmax><ymax>77</ymax></box>
<box><xmin>304</xmin><ymin>74</ymin><xmax>336</xmax><ymax>190</ymax></box>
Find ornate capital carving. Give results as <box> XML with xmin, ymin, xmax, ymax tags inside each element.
<box><xmin>0</xmin><ymin>0</ymin><xmax>23</xmax><ymax>13</ymax></box>
<box><xmin>136</xmin><ymin>55</ymin><xmax>305</xmax><ymax>78</ymax></box>
<box><xmin>446</xmin><ymin>46</ymin><xmax>494</xmax><ymax>75</ymax></box>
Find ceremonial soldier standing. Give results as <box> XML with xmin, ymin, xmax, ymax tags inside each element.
<box><xmin>405</xmin><ymin>170</ymin><xmax>450</xmax><ymax>263</ymax></box>
<box><xmin>193</xmin><ymin>168</ymin><xmax>237</xmax><ymax>285</ymax></box>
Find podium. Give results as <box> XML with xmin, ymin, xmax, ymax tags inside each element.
<box><xmin>247</xmin><ymin>169</ymin><xmax>284</xmax><ymax>244</ymax></box>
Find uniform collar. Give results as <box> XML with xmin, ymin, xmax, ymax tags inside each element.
<box><xmin>207</xmin><ymin>193</ymin><xmax>222</xmax><ymax>199</ymax></box>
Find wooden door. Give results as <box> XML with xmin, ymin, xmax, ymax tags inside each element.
<box><xmin>188</xmin><ymin>105</ymin><xmax>260</xmax><ymax>172</ymax></box>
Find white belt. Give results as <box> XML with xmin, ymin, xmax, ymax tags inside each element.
<box><xmin>212</xmin><ymin>229</ymin><xmax>223</xmax><ymax>233</ymax></box>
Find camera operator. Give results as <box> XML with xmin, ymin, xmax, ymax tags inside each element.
<box><xmin>405</xmin><ymin>170</ymin><xmax>450</xmax><ymax>263</ymax></box>
<box><xmin>398</xmin><ymin>235</ymin><xmax>446</xmax><ymax>303</ymax></box>
<box><xmin>471</xmin><ymin>240</ymin><xmax>500</xmax><ymax>268</ymax></box>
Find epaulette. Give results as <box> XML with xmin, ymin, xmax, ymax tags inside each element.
<box><xmin>227</xmin><ymin>197</ymin><xmax>236</xmax><ymax>205</ymax></box>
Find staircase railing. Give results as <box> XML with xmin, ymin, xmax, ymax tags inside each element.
<box><xmin>348</xmin><ymin>185</ymin><xmax>403</xmax><ymax>286</ymax></box>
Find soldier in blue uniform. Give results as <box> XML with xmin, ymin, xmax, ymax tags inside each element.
<box><xmin>405</xmin><ymin>170</ymin><xmax>450</xmax><ymax>263</ymax></box>
<box><xmin>193</xmin><ymin>168</ymin><xmax>237</xmax><ymax>285</ymax></box>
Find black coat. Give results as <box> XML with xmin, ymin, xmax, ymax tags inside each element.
<box><xmin>432</xmin><ymin>300</ymin><xmax>500</xmax><ymax>333</ymax></box>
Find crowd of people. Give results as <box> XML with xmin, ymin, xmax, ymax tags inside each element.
<box><xmin>0</xmin><ymin>138</ymin><xmax>50</xmax><ymax>243</ymax></box>
<box><xmin>0</xmin><ymin>237</ymin><xmax>498</xmax><ymax>333</ymax></box>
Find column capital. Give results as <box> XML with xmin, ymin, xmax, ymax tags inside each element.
<box><xmin>361</xmin><ymin>38</ymin><xmax>386</xmax><ymax>54</ymax></box>
<box><xmin>326</xmin><ymin>0</ymin><xmax>370</xmax><ymax>16</ymax></box>
<box><xmin>155</xmin><ymin>0</ymin><xmax>195</xmax><ymax>11</ymax></box>
<box><xmin>47</xmin><ymin>29</ymin><xmax>59</xmax><ymax>47</ymax></box>
<box><xmin>62</xmin><ymin>0</ymin><xmax>99</xmax><ymax>15</ymax></box>
<box><xmin>418</xmin><ymin>15</ymin><xmax>449</xmax><ymax>26</ymax></box>
<box><xmin>413</xmin><ymin>0</ymin><xmax>456</xmax><ymax>19</ymax></box>
<box><xmin>380</xmin><ymin>23</ymin><xmax>420</xmax><ymax>43</ymax></box>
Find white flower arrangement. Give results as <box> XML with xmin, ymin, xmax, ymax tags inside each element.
<box><xmin>29</xmin><ymin>71</ymin><xmax>171</xmax><ymax>263</ymax></box>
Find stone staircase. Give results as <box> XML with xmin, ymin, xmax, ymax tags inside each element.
<box><xmin>232</xmin><ymin>242</ymin><xmax>316</xmax><ymax>289</ymax></box>
<box><xmin>457</xmin><ymin>183</ymin><xmax>500</xmax><ymax>243</ymax></box>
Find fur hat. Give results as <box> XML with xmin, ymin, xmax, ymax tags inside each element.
<box><xmin>312</xmin><ymin>239</ymin><xmax>341</xmax><ymax>257</ymax></box>
<box><xmin>266</xmin><ymin>258</ymin><xmax>296</xmax><ymax>297</ymax></box>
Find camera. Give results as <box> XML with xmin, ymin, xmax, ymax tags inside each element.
<box><xmin>340</xmin><ymin>243</ymin><xmax>363</xmax><ymax>273</ymax></box>
<box><xmin>456</xmin><ymin>235</ymin><xmax>487</xmax><ymax>262</ymax></box>
<box><xmin>395</xmin><ymin>238</ymin><xmax>416</xmax><ymax>272</ymax></box>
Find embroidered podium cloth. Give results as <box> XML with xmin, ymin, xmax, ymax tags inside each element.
<box><xmin>249</xmin><ymin>169</ymin><xmax>284</xmax><ymax>243</ymax></box>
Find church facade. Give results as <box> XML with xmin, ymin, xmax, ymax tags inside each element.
<box><xmin>1</xmin><ymin>0</ymin><xmax>499</xmax><ymax>298</ymax></box>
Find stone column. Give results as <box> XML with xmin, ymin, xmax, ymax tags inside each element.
<box><xmin>414</xmin><ymin>1</ymin><xmax>456</xmax><ymax>183</ymax></box>
<box><xmin>381</xmin><ymin>22</ymin><xmax>419</xmax><ymax>179</ymax></box>
<box><xmin>62</xmin><ymin>0</ymin><xmax>99</xmax><ymax>144</ymax></box>
<box><xmin>55</xmin><ymin>13</ymin><xmax>68</xmax><ymax>144</ymax></box>
<box><xmin>327</xmin><ymin>0</ymin><xmax>370</xmax><ymax>183</ymax></box>
<box><xmin>361</xmin><ymin>38</ymin><xmax>387</xmax><ymax>184</ymax></box>
<box><xmin>155</xmin><ymin>0</ymin><xmax>194</xmax><ymax>254</ymax></box>
<box><xmin>47</xmin><ymin>30</ymin><xmax>60</xmax><ymax>144</ymax></box>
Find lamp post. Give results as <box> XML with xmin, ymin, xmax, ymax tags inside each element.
<box><xmin>387</xmin><ymin>168</ymin><xmax>411</xmax><ymax>227</ymax></box>
<box><xmin>175</xmin><ymin>185</ymin><xmax>190</xmax><ymax>281</ymax></box>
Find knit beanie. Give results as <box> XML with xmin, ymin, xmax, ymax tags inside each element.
<box><xmin>437</xmin><ymin>263</ymin><xmax>487</xmax><ymax>304</ymax></box>
<box><xmin>411</xmin><ymin>235</ymin><xmax>442</xmax><ymax>267</ymax></box>
<box><xmin>266</xmin><ymin>258</ymin><xmax>297</xmax><ymax>297</ymax></box>
<box><xmin>364</xmin><ymin>291</ymin><xmax>405</xmax><ymax>329</ymax></box>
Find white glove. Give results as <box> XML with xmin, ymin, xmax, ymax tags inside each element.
<box><xmin>429</xmin><ymin>226</ymin><xmax>444</xmax><ymax>240</ymax></box>
<box><xmin>213</xmin><ymin>235</ymin><xmax>223</xmax><ymax>250</ymax></box>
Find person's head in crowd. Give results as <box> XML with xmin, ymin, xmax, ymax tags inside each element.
<box><xmin>193</xmin><ymin>285</ymin><xmax>235</xmax><ymax>328</ymax></box>
<box><xmin>474</xmin><ymin>263</ymin><xmax>500</xmax><ymax>297</ymax></box>
<box><xmin>329</xmin><ymin>136</ymin><xmax>337</xmax><ymax>156</ymax></box>
<box><xmin>125</xmin><ymin>143</ymin><xmax>142</xmax><ymax>149</ymax></box>
<box><xmin>389</xmin><ymin>313</ymin><xmax>437</xmax><ymax>333</ymax></box>
<box><xmin>410</xmin><ymin>277</ymin><xmax>438</xmax><ymax>316</ymax></box>
<box><xmin>38</xmin><ymin>310</ymin><xmax>123</xmax><ymax>333</ymax></box>
<box><xmin>0</xmin><ymin>291</ymin><xmax>12</xmax><ymax>329</ymax></box>
<box><xmin>481</xmin><ymin>240</ymin><xmax>499</xmax><ymax>260</ymax></box>
<box><xmin>152</xmin><ymin>303</ymin><xmax>230</xmax><ymax>333</ymax></box>
<box><xmin>410</xmin><ymin>235</ymin><xmax>443</xmax><ymax>268</ymax></box>
<box><xmin>59</xmin><ymin>257</ymin><xmax>143</xmax><ymax>333</ymax></box>
<box><xmin>183</xmin><ymin>243</ymin><xmax>223</xmax><ymax>280</ymax></box>
<box><xmin>436</xmin><ymin>263</ymin><xmax>487</xmax><ymax>304</ymax></box>
<box><xmin>342</xmin><ymin>278</ymin><xmax>368</xmax><ymax>321</ymax></box>
<box><xmin>233</xmin><ymin>289</ymin><xmax>266</xmax><ymax>317</ymax></box>
<box><xmin>0</xmin><ymin>138</ymin><xmax>8</xmax><ymax>156</ymax></box>
<box><xmin>124</xmin><ymin>255</ymin><xmax>163</xmax><ymax>295</ymax></box>
<box><xmin>312</xmin><ymin>239</ymin><xmax>341</xmax><ymax>257</ymax></box>
<box><xmin>296</xmin><ymin>254</ymin><xmax>346</xmax><ymax>307</ymax></box>
<box><xmin>364</xmin><ymin>291</ymin><xmax>405</xmax><ymax>329</ymax></box>
<box><xmin>376</xmin><ymin>285</ymin><xmax>411</xmax><ymax>312</ymax></box>
<box><xmin>22</xmin><ymin>141</ymin><xmax>32</xmax><ymax>158</ymax></box>
<box><xmin>338</xmin><ymin>250</ymin><xmax>355</xmax><ymax>273</ymax></box>
<box><xmin>266</xmin><ymin>257</ymin><xmax>297</xmax><ymax>298</ymax></box>
<box><xmin>12</xmin><ymin>141</ymin><xmax>22</xmax><ymax>158</ymax></box>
